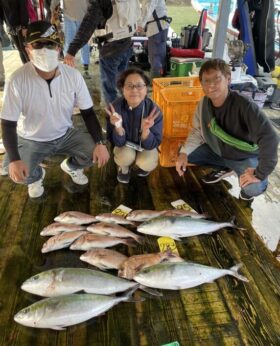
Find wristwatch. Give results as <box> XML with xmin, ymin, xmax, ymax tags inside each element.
<box><xmin>96</xmin><ymin>139</ymin><xmax>107</xmax><ymax>145</ymax></box>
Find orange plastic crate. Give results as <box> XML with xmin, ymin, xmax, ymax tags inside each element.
<box><xmin>152</xmin><ymin>76</ymin><xmax>202</xmax><ymax>105</ymax></box>
<box><xmin>159</xmin><ymin>136</ymin><xmax>186</xmax><ymax>167</ymax></box>
<box><xmin>160</xmin><ymin>87</ymin><xmax>203</xmax><ymax>137</ymax></box>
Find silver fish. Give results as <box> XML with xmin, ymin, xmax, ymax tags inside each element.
<box><xmin>70</xmin><ymin>233</ymin><xmax>136</xmax><ymax>251</ymax></box>
<box><xmin>134</xmin><ymin>262</ymin><xmax>248</xmax><ymax>290</ymax></box>
<box><xmin>87</xmin><ymin>222</ymin><xmax>143</xmax><ymax>243</ymax></box>
<box><xmin>14</xmin><ymin>290</ymin><xmax>137</xmax><ymax>330</ymax></box>
<box><xmin>118</xmin><ymin>251</ymin><xmax>184</xmax><ymax>280</ymax></box>
<box><xmin>54</xmin><ymin>211</ymin><xmax>97</xmax><ymax>225</ymax></box>
<box><xmin>96</xmin><ymin>213</ymin><xmax>135</xmax><ymax>225</ymax></box>
<box><xmin>80</xmin><ymin>249</ymin><xmax>128</xmax><ymax>270</ymax></box>
<box><xmin>126</xmin><ymin>210</ymin><xmax>166</xmax><ymax>222</ymax></box>
<box><xmin>41</xmin><ymin>231</ymin><xmax>86</xmax><ymax>253</ymax></box>
<box><xmin>21</xmin><ymin>267</ymin><xmax>137</xmax><ymax>297</ymax></box>
<box><xmin>137</xmin><ymin>216</ymin><xmax>239</xmax><ymax>240</ymax></box>
<box><xmin>40</xmin><ymin>222</ymin><xmax>86</xmax><ymax>236</ymax></box>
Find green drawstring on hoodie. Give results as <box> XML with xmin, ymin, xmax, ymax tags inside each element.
<box><xmin>209</xmin><ymin>118</ymin><xmax>259</xmax><ymax>152</ymax></box>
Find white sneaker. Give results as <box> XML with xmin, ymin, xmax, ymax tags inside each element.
<box><xmin>28</xmin><ymin>168</ymin><xmax>46</xmax><ymax>198</ymax></box>
<box><xmin>60</xmin><ymin>159</ymin><xmax>88</xmax><ymax>185</ymax></box>
<box><xmin>0</xmin><ymin>165</ymin><xmax>9</xmax><ymax>176</ymax></box>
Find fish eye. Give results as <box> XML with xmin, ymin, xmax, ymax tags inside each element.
<box><xmin>32</xmin><ymin>275</ymin><xmax>40</xmax><ymax>281</ymax></box>
<box><xmin>23</xmin><ymin>308</ymin><xmax>30</xmax><ymax>314</ymax></box>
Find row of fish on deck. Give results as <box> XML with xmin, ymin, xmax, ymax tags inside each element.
<box><xmin>14</xmin><ymin>210</ymin><xmax>248</xmax><ymax>330</ymax></box>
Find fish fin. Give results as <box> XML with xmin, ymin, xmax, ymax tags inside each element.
<box><xmin>228</xmin><ymin>217</ymin><xmax>246</xmax><ymax>231</ymax></box>
<box><xmin>134</xmin><ymin>235</ymin><xmax>144</xmax><ymax>244</ymax></box>
<box><xmin>139</xmin><ymin>285</ymin><xmax>163</xmax><ymax>297</ymax></box>
<box><xmin>172</xmin><ymin>235</ymin><xmax>182</xmax><ymax>241</ymax></box>
<box><xmin>122</xmin><ymin>284</ymin><xmax>145</xmax><ymax>302</ymax></box>
<box><xmin>229</xmin><ymin>263</ymin><xmax>249</xmax><ymax>282</ymax></box>
<box><xmin>52</xmin><ymin>325</ymin><xmax>66</xmax><ymax>330</ymax></box>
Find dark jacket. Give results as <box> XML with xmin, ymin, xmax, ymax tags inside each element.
<box><xmin>106</xmin><ymin>97</ymin><xmax>163</xmax><ymax>150</ymax></box>
<box><xmin>0</xmin><ymin>0</ymin><xmax>29</xmax><ymax>33</ymax></box>
<box><xmin>67</xmin><ymin>0</ymin><xmax>132</xmax><ymax>58</ymax></box>
<box><xmin>201</xmin><ymin>91</ymin><xmax>279</xmax><ymax>180</ymax></box>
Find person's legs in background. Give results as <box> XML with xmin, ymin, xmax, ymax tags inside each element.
<box><xmin>63</xmin><ymin>16</ymin><xmax>91</xmax><ymax>78</ymax></box>
<box><xmin>147</xmin><ymin>29</ymin><xmax>168</xmax><ymax>78</ymax></box>
<box><xmin>10</xmin><ymin>32</ymin><xmax>29</xmax><ymax>63</ymax></box>
<box><xmin>99</xmin><ymin>48</ymin><xmax>132</xmax><ymax>104</ymax></box>
<box><xmin>0</xmin><ymin>42</ymin><xmax>5</xmax><ymax>88</ymax></box>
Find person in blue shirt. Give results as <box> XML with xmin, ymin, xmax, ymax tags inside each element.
<box><xmin>106</xmin><ymin>67</ymin><xmax>163</xmax><ymax>184</ymax></box>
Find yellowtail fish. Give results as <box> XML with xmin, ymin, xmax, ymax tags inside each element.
<box><xmin>21</xmin><ymin>267</ymin><xmax>138</xmax><ymax>297</ymax></box>
<box><xmin>137</xmin><ymin>216</ymin><xmax>240</xmax><ymax>240</ymax></box>
<box><xmin>118</xmin><ymin>251</ymin><xmax>184</xmax><ymax>280</ymax></box>
<box><xmin>14</xmin><ymin>289</ymin><xmax>138</xmax><ymax>330</ymax></box>
<box><xmin>134</xmin><ymin>262</ymin><xmax>248</xmax><ymax>290</ymax></box>
<box><xmin>54</xmin><ymin>211</ymin><xmax>97</xmax><ymax>225</ymax></box>
<box><xmin>80</xmin><ymin>249</ymin><xmax>128</xmax><ymax>270</ymax></box>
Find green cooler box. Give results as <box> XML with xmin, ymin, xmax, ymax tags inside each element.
<box><xmin>170</xmin><ymin>58</ymin><xmax>204</xmax><ymax>77</ymax></box>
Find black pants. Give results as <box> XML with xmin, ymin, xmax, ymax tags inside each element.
<box><xmin>10</xmin><ymin>32</ymin><xmax>29</xmax><ymax>64</ymax></box>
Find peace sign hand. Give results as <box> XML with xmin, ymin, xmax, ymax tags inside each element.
<box><xmin>141</xmin><ymin>107</ymin><xmax>160</xmax><ymax>132</ymax></box>
<box><xmin>105</xmin><ymin>103</ymin><xmax>123</xmax><ymax>129</ymax></box>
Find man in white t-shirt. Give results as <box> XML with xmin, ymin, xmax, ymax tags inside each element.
<box><xmin>0</xmin><ymin>20</ymin><xmax>110</xmax><ymax>198</ymax></box>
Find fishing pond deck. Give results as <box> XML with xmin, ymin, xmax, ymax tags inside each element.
<box><xmin>0</xmin><ymin>50</ymin><xmax>279</xmax><ymax>346</ymax></box>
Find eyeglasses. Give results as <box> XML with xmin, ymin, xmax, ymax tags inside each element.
<box><xmin>31</xmin><ymin>41</ymin><xmax>58</xmax><ymax>50</ymax></box>
<box><xmin>124</xmin><ymin>83</ymin><xmax>147</xmax><ymax>91</ymax></box>
<box><xmin>201</xmin><ymin>75</ymin><xmax>223</xmax><ymax>86</ymax></box>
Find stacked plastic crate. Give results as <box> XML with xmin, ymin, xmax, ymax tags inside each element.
<box><xmin>152</xmin><ymin>76</ymin><xmax>204</xmax><ymax>167</ymax></box>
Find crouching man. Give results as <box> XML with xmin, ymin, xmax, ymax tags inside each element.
<box><xmin>1</xmin><ymin>21</ymin><xmax>109</xmax><ymax>198</ymax></box>
<box><xmin>176</xmin><ymin>58</ymin><xmax>279</xmax><ymax>201</ymax></box>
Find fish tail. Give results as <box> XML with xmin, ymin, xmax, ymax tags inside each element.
<box><xmin>229</xmin><ymin>263</ymin><xmax>249</xmax><ymax>282</ymax></box>
<box><xmin>133</xmin><ymin>234</ymin><xmax>144</xmax><ymax>244</ymax></box>
<box><xmin>123</xmin><ymin>239</ymin><xmax>137</xmax><ymax>248</ymax></box>
<box><xmin>139</xmin><ymin>285</ymin><xmax>163</xmax><ymax>297</ymax></box>
<box><xmin>229</xmin><ymin>217</ymin><xmax>246</xmax><ymax>230</ymax></box>
<box><xmin>123</xmin><ymin>284</ymin><xmax>145</xmax><ymax>302</ymax></box>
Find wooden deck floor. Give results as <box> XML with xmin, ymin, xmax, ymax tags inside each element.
<box><xmin>0</xmin><ymin>50</ymin><xmax>279</xmax><ymax>346</ymax></box>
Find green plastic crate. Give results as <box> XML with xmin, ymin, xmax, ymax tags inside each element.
<box><xmin>170</xmin><ymin>58</ymin><xmax>204</xmax><ymax>77</ymax></box>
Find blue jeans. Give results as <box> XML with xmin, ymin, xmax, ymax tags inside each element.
<box><xmin>3</xmin><ymin>128</ymin><xmax>95</xmax><ymax>184</ymax></box>
<box><xmin>148</xmin><ymin>29</ymin><xmax>168</xmax><ymax>78</ymax></box>
<box><xmin>188</xmin><ymin>143</ymin><xmax>268</xmax><ymax>197</ymax></box>
<box><xmin>64</xmin><ymin>16</ymin><xmax>90</xmax><ymax>65</ymax></box>
<box><xmin>99</xmin><ymin>48</ymin><xmax>132</xmax><ymax>104</ymax></box>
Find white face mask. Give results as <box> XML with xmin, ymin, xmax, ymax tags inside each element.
<box><xmin>30</xmin><ymin>48</ymin><xmax>59</xmax><ymax>72</ymax></box>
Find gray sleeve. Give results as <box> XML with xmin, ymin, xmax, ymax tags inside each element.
<box><xmin>179</xmin><ymin>99</ymin><xmax>205</xmax><ymax>156</ymax></box>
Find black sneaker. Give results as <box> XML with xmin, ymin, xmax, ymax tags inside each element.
<box><xmin>202</xmin><ymin>168</ymin><xmax>234</xmax><ymax>184</ymax></box>
<box><xmin>117</xmin><ymin>168</ymin><xmax>130</xmax><ymax>184</ymax></box>
<box><xmin>134</xmin><ymin>167</ymin><xmax>150</xmax><ymax>177</ymax></box>
<box><xmin>239</xmin><ymin>190</ymin><xmax>254</xmax><ymax>201</ymax></box>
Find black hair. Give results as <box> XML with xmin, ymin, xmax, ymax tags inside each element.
<box><xmin>117</xmin><ymin>67</ymin><xmax>150</xmax><ymax>90</ymax></box>
<box><xmin>199</xmin><ymin>58</ymin><xmax>231</xmax><ymax>81</ymax></box>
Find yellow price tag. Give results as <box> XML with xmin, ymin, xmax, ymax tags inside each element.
<box><xmin>112</xmin><ymin>204</ymin><xmax>132</xmax><ymax>217</ymax></box>
<box><xmin>171</xmin><ymin>199</ymin><xmax>196</xmax><ymax>212</ymax></box>
<box><xmin>157</xmin><ymin>237</ymin><xmax>179</xmax><ymax>255</ymax></box>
